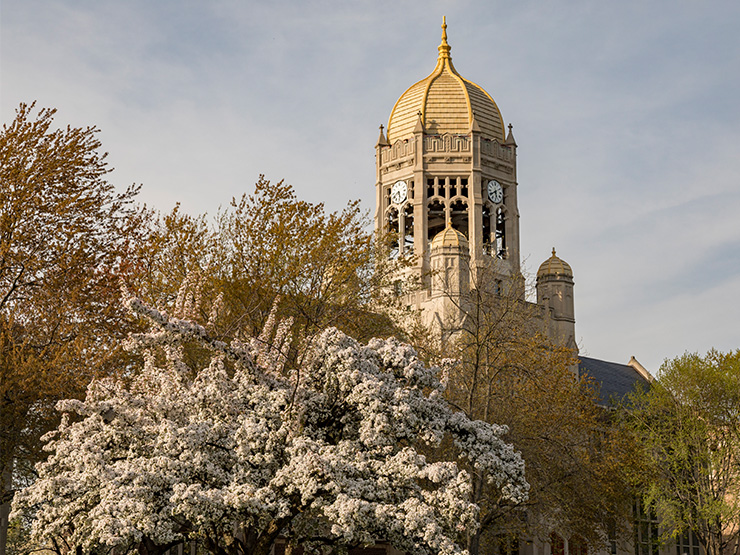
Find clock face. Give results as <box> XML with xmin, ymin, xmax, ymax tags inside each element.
<box><xmin>487</xmin><ymin>180</ymin><xmax>503</xmax><ymax>204</ymax></box>
<box><xmin>391</xmin><ymin>180</ymin><xmax>407</xmax><ymax>205</ymax></box>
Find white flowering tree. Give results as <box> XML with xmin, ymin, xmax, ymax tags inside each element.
<box><xmin>12</xmin><ymin>291</ymin><xmax>527</xmax><ymax>555</ymax></box>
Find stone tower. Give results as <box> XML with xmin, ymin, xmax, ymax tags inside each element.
<box><xmin>376</xmin><ymin>19</ymin><xmax>577</xmax><ymax>349</ymax></box>
<box><xmin>375</xmin><ymin>18</ymin><xmax>520</xmax><ymax>324</ymax></box>
<box><xmin>536</xmin><ymin>249</ymin><xmax>576</xmax><ymax>349</ymax></box>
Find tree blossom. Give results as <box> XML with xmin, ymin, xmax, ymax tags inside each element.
<box><xmin>12</xmin><ymin>293</ymin><xmax>527</xmax><ymax>555</ymax></box>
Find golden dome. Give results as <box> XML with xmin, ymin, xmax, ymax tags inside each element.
<box><xmin>431</xmin><ymin>223</ymin><xmax>469</xmax><ymax>251</ymax></box>
<box><xmin>387</xmin><ymin>18</ymin><xmax>506</xmax><ymax>143</ymax></box>
<box><xmin>537</xmin><ymin>248</ymin><xmax>573</xmax><ymax>279</ymax></box>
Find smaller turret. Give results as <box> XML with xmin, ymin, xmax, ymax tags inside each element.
<box><xmin>430</xmin><ymin>223</ymin><xmax>470</xmax><ymax>299</ymax></box>
<box><xmin>424</xmin><ymin>223</ymin><xmax>470</xmax><ymax>333</ymax></box>
<box><xmin>536</xmin><ymin>248</ymin><xmax>576</xmax><ymax>350</ymax></box>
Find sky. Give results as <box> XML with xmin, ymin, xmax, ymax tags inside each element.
<box><xmin>2</xmin><ymin>1</ymin><xmax>740</xmax><ymax>374</ymax></box>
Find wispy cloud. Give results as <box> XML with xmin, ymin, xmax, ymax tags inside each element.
<box><xmin>3</xmin><ymin>0</ymin><xmax>739</xmax><ymax>372</ymax></box>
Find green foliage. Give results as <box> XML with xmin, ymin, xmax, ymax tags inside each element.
<box><xmin>626</xmin><ymin>349</ymin><xmax>740</xmax><ymax>555</ymax></box>
<box><xmin>5</xmin><ymin>515</ymin><xmax>30</xmax><ymax>555</ymax></box>
<box><xmin>130</xmin><ymin>176</ymin><xmax>399</xmax><ymax>371</ymax></box>
<box><xmin>213</xmin><ymin>177</ymin><xmax>385</xmax><ymax>340</ymax></box>
<box><xmin>134</xmin><ymin>203</ymin><xmax>213</xmax><ymax>309</ymax></box>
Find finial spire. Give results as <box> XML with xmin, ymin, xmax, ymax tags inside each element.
<box><xmin>504</xmin><ymin>123</ymin><xmax>517</xmax><ymax>146</ymax></box>
<box><xmin>438</xmin><ymin>16</ymin><xmax>451</xmax><ymax>59</ymax></box>
<box><xmin>376</xmin><ymin>124</ymin><xmax>389</xmax><ymax>147</ymax></box>
<box><xmin>413</xmin><ymin>111</ymin><xmax>424</xmax><ymax>133</ymax></box>
<box><xmin>552</xmin><ymin>247</ymin><xmax>557</xmax><ymax>257</ymax></box>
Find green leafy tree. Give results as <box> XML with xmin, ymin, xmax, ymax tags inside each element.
<box><xmin>131</xmin><ymin>177</ymin><xmax>398</xmax><ymax>353</ymax></box>
<box><xmin>132</xmin><ymin>203</ymin><xmax>213</xmax><ymax>309</ymax></box>
<box><xmin>627</xmin><ymin>349</ymin><xmax>740</xmax><ymax>555</ymax></box>
<box><xmin>213</xmin><ymin>177</ymin><xmax>393</xmax><ymax>342</ymax></box>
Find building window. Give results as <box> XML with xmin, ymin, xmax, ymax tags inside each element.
<box><xmin>450</xmin><ymin>199</ymin><xmax>468</xmax><ymax>237</ymax></box>
<box><xmin>570</xmin><ymin>535</ymin><xmax>587</xmax><ymax>555</ymax></box>
<box><xmin>403</xmin><ymin>204</ymin><xmax>414</xmax><ymax>254</ymax></box>
<box><xmin>634</xmin><ymin>500</ymin><xmax>659</xmax><ymax>555</ymax></box>
<box><xmin>482</xmin><ymin>203</ymin><xmax>492</xmax><ymax>254</ymax></box>
<box><xmin>550</xmin><ymin>533</ymin><xmax>565</xmax><ymax>555</ymax></box>
<box><xmin>495</xmin><ymin>535</ymin><xmax>519</xmax><ymax>555</ymax></box>
<box><xmin>427</xmin><ymin>178</ymin><xmax>436</xmax><ymax>199</ymax></box>
<box><xmin>608</xmin><ymin>524</ymin><xmax>618</xmax><ymax>555</ymax></box>
<box><xmin>386</xmin><ymin>208</ymin><xmax>399</xmax><ymax>258</ymax></box>
<box><xmin>676</xmin><ymin>529</ymin><xmax>701</xmax><ymax>555</ymax></box>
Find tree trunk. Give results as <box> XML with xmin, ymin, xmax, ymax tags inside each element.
<box><xmin>0</xmin><ymin>500</ymin><xmax>9</xmax><ymax>555</ymax></box>
<box><xmin>699</xmin><ymin>529</ymin><xmax>722</xmax><ymax>555</ymax></box>
<box><xmin>468</xmin><ymin>531</ymin><xmax>481</xmax><ymax>555</ymax></box>
<box><xmin>0</xmin><ymin>463</ymin><xmax>12</xmax><ymax>555</ymax></box>
<box><xmin>138</xmin><ymin>536</ymin><xmax>178</xmax><ymax>555</ymax></box>
<box><xmin>250</xmin><ymin>518</ymin><xmax>291</xmax><ymax>555</ymax></box>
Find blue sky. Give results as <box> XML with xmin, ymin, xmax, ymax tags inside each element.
<box><xmin>3</xmin><ymin>1</ymin><xmax>740</xmax><ymax>373</ymax></box>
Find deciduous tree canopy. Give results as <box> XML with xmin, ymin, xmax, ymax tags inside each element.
<box><xmin>626</xmin><ymin>349</ymin><xmax>740</xmax><ymax>555</ymax></box>
<box><xmin>0</xmin><ymin>103</ymin><xmax>142</xmax><ymax>510</ymax></box>
<box><xmin>133</xmin><ymin>177</ymin><xmax>397</xmax><ymax>350</ymax></box>
<box><xmin>1</xmin><ymin>102</ymin><xmax>400</xmax><ymax>555</ymax></box>
<box><xmin>12</xmin><ymin>290</ymin><xmax>529</xmax><ymax>555</ymax></box>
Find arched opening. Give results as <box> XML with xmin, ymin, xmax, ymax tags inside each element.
<box><xmin>550</xmin><ymin>533</ymin><xmax>564</xmax><ymax>555</ymax></box>
<box><xmin>427</xmin><ymin>177</ymin><xmax>437</xmax><ymax>200</ymax></box>
<box><xmin>427</xmin><ymin>200</ymin><xmax>445</xmax><ymax>242</ymax></box>
<box><xmin>459</xmin><ymin>177</ymin><xmax>468</xmax><ymax>198</ymax></box>
<box><xmin>495</xmin><ymin>206</ymin><xmax>506</xmax><ymax>259</ymax></box>
<box><xmin>493</xmin><ymin>535</ymin><xmax>519</xmax><ymax>555</ymax></box>
<box><xmin>450</xmin><ymin>199</ymin><xmax>468</xmax><ymax>237</ymax></box>
<box><xmin>482</xmin><ymin>203</ymin><xmax>493</xmax><ymax>255</ymax></box>
<box><xmin>386</xmin><ymin>208</ymin><xmax>399</xmax><ymax>258</ymax></box>
<box><xmin>403</xmin><ymin>204</ymin><xmax>414</xmax><ymax>254</ymax></box>
<box><xmin>569</xmin><ymin>536</ymin><xmax>587</xmax><ymax>555</ymax></box>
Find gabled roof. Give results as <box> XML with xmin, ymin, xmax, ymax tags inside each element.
<box><xmin>579</xmin><ymin>356</ymin><xmax>652</xmax><ymax>406</ymax></box>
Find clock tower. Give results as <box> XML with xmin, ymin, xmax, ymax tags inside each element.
<box><xmin>375</xmin><ymin>18</ymin><xmax>521</xmax><ymax>324</ymax></box>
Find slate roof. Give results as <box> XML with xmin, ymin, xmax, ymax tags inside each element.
<box><xmin>578</xmin><ymin>356</ymin><xmax>650</xmax><ymax>406</ymax></box>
